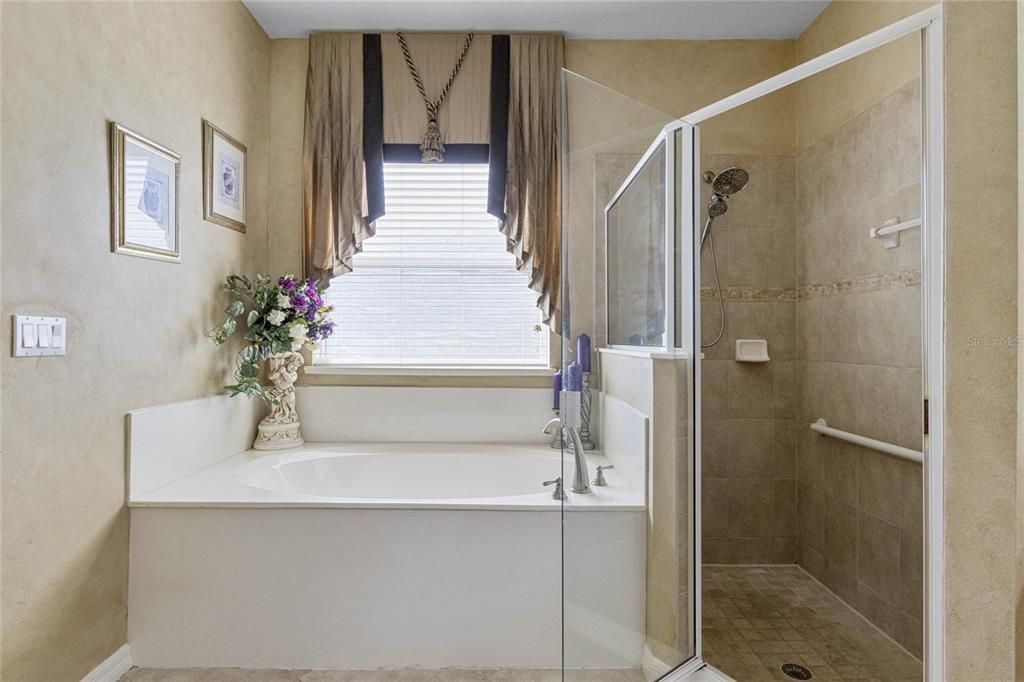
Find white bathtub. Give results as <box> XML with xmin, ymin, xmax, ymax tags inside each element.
<box><xmin>126</xmin><ymin>393</ymin><xmax>649</xmax><ymax>671</ymax></box>
<box><xmin>133</xmin><ymin>441</ymin><xmax>643</xmax><ymax>510</ymax></box>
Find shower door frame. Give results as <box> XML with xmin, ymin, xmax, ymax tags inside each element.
<box><xmin>603</xmin><ymin>5</ymin><xmax>946</xmax><ymax>679</ymax></box>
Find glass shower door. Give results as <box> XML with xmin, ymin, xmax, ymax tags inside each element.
<box><xmin>559</xmin><ymin>70</ymin><xmax>700</xmax><ymax>680</ymax></box>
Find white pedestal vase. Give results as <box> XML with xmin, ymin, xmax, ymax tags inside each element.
<box><xmin>253</xmin><ymin>351</ymin><xmax>305</xmax><ymax>451</ymax></box>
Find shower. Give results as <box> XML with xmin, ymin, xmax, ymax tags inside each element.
<box><xmin>700</xmin><ymin>166</ymin><xmax>749</xmax><ymax>348</ymax></box>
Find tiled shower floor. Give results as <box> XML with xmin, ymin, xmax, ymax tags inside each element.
<box><xmin>702</xmin><ymin>565</ymin><xmax>921</xmax><ymax>681</ymax></box>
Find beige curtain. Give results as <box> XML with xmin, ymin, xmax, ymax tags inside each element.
<box><xmin>503</xmin><ymin>34</ymin><xmax>564</xmax><ymax>326</ymax></box>
<box><xmin>303</xmin><ymin>33</ymin><xmax>373</xmax><ymax>284</ymax></box>
<box><xmin>380</xmin><ymin>33</ymin><xmax>491</xmax><ymax>145</ymax></box>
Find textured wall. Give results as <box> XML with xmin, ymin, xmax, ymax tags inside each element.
<box><xmin>942</xmin><ymin>2</ymin><xmax>1018</xmax><ymax>678</ymax></box>
<box><xmin>0</xmin><ymin>2</ymin><xmax>271</xmax><ymax>679</ymax></box>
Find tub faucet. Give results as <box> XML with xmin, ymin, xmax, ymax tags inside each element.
<box><xmin>543</xmin><ymin>417</ymin><xmax>592</xmax><ymax>495</ymax></box>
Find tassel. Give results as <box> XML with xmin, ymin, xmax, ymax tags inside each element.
<box><xmin>420</xmin><ymin>117</ymin><xmax>445</xmax><ymax>163</ymax></box>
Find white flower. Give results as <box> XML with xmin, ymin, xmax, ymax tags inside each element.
<box><xmin>290</xmin><ymin>338</ymin><xmax>304</xmax><ymax>351</ymax></box>
<box><xmin>277</xmin><ymin>294</ymin><xmax>291</xmax><ymax>308</ymax></box>
<box><xmin>288</xmin><ymin>323</ymin><xmax>307</xmax><ymax>342</ymax></box>
<box><xmin>267</xmin><ymin>309</ymin><xmax>286</xmax><ymax>326</ymax></box>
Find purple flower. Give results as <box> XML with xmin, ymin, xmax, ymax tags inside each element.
<box><xmin>289</xmin><ymin>293</ymin><xmax>307</xmax><ymax>311</ymax></box>
<box><xmin>305</xmin><ymin>306</ymin><xmax>318</xmax><ymax>322</ymax></box>
<box><xmin>309</xmin><ymin>320</ymin><xmax>335</xmax><ymax>342</ymax></box>
<box><xmin>278</xmin><ymin>277</ymin><xmax>297</xmax><ymax>293</ymax></box>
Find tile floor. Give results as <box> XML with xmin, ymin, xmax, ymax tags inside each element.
<box><xmin>702</xmin><ymin>565</ymin><xmax>921</xmax><ymax>681</ymax></box>
<box><xmin>121</xmin><ymin>668</ymin><xmax>646</xmax><ymax>681</ymax></box>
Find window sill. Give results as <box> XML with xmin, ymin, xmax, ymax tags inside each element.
<box><xmin>304</xmin><ymin>365</ymin><xmax>554</xmax><ymax>378</ymax></box>
<box><xmin>599</xmin><ymin>347</ymin><xmax>690</xmax><ymax>361</ymax></box>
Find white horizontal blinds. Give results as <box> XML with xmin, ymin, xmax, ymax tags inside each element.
<box><xmin>317</xmin><ymin>163</ymin><xmax>548</xmax><ymax>366</ymax></box>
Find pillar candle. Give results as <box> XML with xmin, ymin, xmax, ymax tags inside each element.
<box><xmin>566</xmin><ymin>361</ymin><xmax>583</xmax><ymax>392</ymax></box>
<box><xmin>552</xmin><ymin>370</ymin><xmax>562</xmax><ymax>410</ymax></box>
<box><xmin>577</xmin><ymin>333</ymin><xmax>591</xmax><ymax>372</ymax></box>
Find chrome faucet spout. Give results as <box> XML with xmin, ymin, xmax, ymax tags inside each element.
<box><xmin>541</xmin><ymin>416</ymin><xmax>592</xmax><ymax>495</ymax></box>
<box><xmin>565</xmin><ymin>427</ymin><xmax>592</xmax><ymax>494</ymax></box>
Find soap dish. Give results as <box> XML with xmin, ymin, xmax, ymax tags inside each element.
<box><xmin>735</xmin><ymin>339</ymin><xmax>770</xmax><ymax>362</ymax></box>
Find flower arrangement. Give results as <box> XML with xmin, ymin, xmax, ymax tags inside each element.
<box><xmin>208</xmin><ymin>274</ymin><xmax>335</xmax><ymax>400</ymax></box>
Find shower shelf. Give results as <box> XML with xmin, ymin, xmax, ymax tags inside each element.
<box><xmin>810</xmin><ymin>418</ymin><xmax>922</xmax><ymax>463</ymax></box>
<box><xmin>869</xmin><ymin>216</ymin><xmax>921</xmax><ymax>249</ymax></box>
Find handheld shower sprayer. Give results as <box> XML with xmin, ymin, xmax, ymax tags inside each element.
<box><xmin>700</xmin><ymin>166</ymin><xmax>749</xmax><ymax>348</ymax></box>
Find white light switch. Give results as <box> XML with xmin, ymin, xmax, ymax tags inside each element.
<box><xmin>21</xmin><ymin>323</ymin><xmax>36</xmax><ymax>348</ymax></box>
<box><xmin>13</xmin><ymin>315</ymin><xmax>66</xmax><ymax>357</ymax></box>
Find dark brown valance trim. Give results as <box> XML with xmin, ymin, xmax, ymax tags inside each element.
<box><xmin>362</xmin><ymin>33</ymin><xmax>385</xmax><ymax>224</ymax></box>
<box><xmin>383</xmin><ymin>143</ymin><xmax>489</xmax><ymax>164</ymax></box>
<box><xmin>487</xmin><ymin>34</ymin><xmax>510</xmax><ymax>221</ymax></box>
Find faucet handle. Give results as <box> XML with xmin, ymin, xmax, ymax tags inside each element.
<box><xmin>543</xmin><ymin>477</ymin><xmax>567</xmax><ymax>500</ymax></box>
<box><xmin>593</xmin><ymin>464</ymin><xmax>614</xmax><ymax>487</ymax></box>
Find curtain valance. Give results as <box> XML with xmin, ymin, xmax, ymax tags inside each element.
<box><xmin>303</xmin><ymin>31</ymin><xmax>563</xmax><ymax>324</ymax></box>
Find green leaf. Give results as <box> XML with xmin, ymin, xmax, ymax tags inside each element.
<box><xmin>226</xmin><ymin>300</ymin><xmax>244</xmax><ymax>317</ymax></box>
<box><xmin>246</xmin><ymin>310</ymin><xmax>259</xmax><ymax>327</ymax></box>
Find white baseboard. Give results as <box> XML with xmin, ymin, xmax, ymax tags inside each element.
<box><xmin>81</xmin><ymin>644</ymin><xmax>132</xmax><ymax>682</ymax></box>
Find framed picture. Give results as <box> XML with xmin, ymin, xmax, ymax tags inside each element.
<box><xmin>203</xmin><ymin>120</ymin><xmax>246</xmax><ymax>232</ymax></box>
<box><xmin>109</xmin><ymin>122</ymin><xmax>181</xmax><ymax>262</ymax></box>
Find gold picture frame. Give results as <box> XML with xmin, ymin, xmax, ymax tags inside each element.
<box><xmin>109</xmin><ymin>122</ymin><xmax>181</xmax><ymax>263</ymax></box>
<box><xmin>202</xmin><ymin>120</ymin><xmax>247</xmax><ymax>233</ymax></box>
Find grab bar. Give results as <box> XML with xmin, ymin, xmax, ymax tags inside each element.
<box><xmin>869</xmin><ymin>217</ymin><xmax>921</xmax><ymax>249</ymax></box>
<box><xmin>810</xmin><ymin>418</ymin><xmax>922</xmax><ymax>464</ymax></box>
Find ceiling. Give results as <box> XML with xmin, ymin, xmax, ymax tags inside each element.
<box><xmin>243</xmin><ymin>0</ymin><xmax>830</xmax><ymax>40</ymax></box>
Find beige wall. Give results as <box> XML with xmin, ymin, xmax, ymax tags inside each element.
<box><xmin>796</xmin><ymin>1</ymin><xmax>932</xmax><ymax>151</ymax></box>
<box><xmin>942</xmin><ymin>2</ymin><xmax>1018</xmax><ymax>678</ymax></box>
<box><xmin>0</xmin><ymin>2</ymin><xmax>271</xmax><ymax>679</ymax></box>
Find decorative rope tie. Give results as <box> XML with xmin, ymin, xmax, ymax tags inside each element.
<box><xmin>396</xmin><ymin>32</ymin><xmax>474</xmax><ymax>163</ymax></box>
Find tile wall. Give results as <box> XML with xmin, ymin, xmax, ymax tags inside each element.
<box><xmin>700</xmin><ymin>154</ymin><xmax>799</xmax><ymax>565</ymax></box>
<box><xmin>794</xmin><ymin>78</ymin><xmax>923</xmax><ymax>657</ymax></box>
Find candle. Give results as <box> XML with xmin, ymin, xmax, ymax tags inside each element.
<box><xmin>552</xmin><ymin>370</ymin><xmax>562</xmax><ymax>410</ymax></box>
<box><xmin>566</xmin><ymin>361</ymin><xmax>583</xmax><ymax>392</ymax></box>
<box><xmin>577</xmin><ymin>333</ymin><xmax>591</xmax><ymax>372</ymax></box>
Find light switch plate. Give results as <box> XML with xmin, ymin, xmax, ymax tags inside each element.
<box><xmin>13</xmin><ymin>315</ymin><xmax>66</xmax><ymax>357</ymax></box>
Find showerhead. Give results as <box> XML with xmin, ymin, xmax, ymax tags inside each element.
<box><xmin>707</xmin><ymin>195</ymin><xmax>729</xmax><ymax>218</ymax></box>
<box><xmin>711</xmin><ymin>166</ymin><xmax>749</xmax><ymax>197</ymax></box>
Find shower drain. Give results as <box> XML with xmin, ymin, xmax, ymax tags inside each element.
<box><xmin>781</xmin><ymin>662</ymin><xmax>813</xmax><ymax>680</ymax></box>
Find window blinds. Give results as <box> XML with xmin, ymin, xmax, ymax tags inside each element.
<box><xmin>316</xmin><ymin>163</ymin><xmax>548</xmax><ymax>367</ymax></box>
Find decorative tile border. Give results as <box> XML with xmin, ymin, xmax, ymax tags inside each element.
<box><xmin>699</xmin><ymin>286</ymin><xmax>795</xmax><ymax>302</ymax></box>
<box><xmin>700</xmin><ymin>267</ymin><xmax>921</xmax><ymax>302</ymax></box>
<box><xmin>797</xmin><ymin>267</ymin><xmax>921</xmax><ymax>300</ymax></box>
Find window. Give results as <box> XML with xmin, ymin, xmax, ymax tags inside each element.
<box><xmin>316</xmin><ymin>163</ymin><xmax>548</xmax><ymax>368</ymax></box>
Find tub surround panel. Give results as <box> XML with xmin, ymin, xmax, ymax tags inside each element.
<box><xmin>598</xmin><ymin>393</ymin><xmax>650</xmax><ymax>492</ymax></box>
<box><xmin>296</xmin><ymin>386</ymin><xmax>553</xmax><ymax>443</ymax></box>
<box><xmin>128</xmin><ymin>507</ymin><xmax>645</xmax><ymax>670</ymax></box>
<box><xmin>129</xmin><ymin>394</ymin><xmax>263</xmax><ymax>498</ymax></box>
<box><xmin>600</xmin><ymin>352</ymin><xmax>692</xmax><ymax>668</ymax></box>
